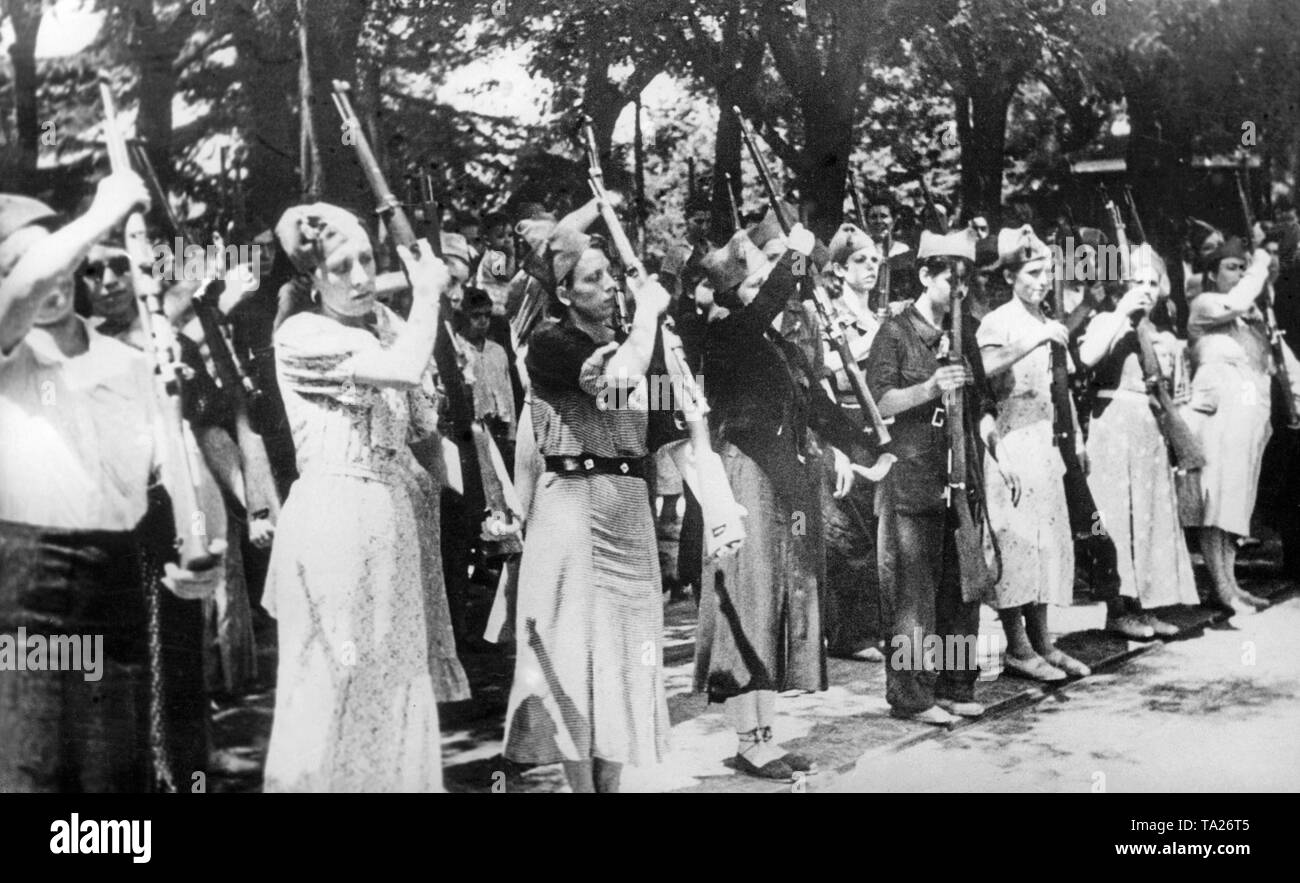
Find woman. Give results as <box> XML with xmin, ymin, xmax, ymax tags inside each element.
<box><xmin>695</xmin><ymin>224</ymin><xmax>865</xmax><ymax>778</ymax></box>
<box><xmin>865</xmin><ymin>235</ymin><xmax>996</xmax><ymax>726</ymax></box>
<box><xmin>978</xmin><ymin>228</ymin><xmax>1089</xmax><ymax>682</ymax></box>
<box><xmin>502</xmin><ymin>202</ymin><xmax>672</xmax><ymax>794</ymax></box>
<box><xmin>263</xmin><ymin>204</ymin><xmax>469</xmax><ymax>792</ymax></box>
<box><xmin>1077</xmin><ymin>244</ymin><xmax>1198</xmax><ymax>634</ymax></box>
<box><xmin>1186</xmin><ymin>235</ymin><xmax>1299</xmax><ymax>615</ymax></box>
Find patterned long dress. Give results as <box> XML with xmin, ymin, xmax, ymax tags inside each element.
<box><xmin>977</xmin><ymin>298</ymin><xmax>1074</xmax><ymax>609</ymax></box>
<box><xmin>1082</xmin><ymin>313</ymin><xmax>1198</xmax><ymax>608</ymax></box>
<box><xmin>262</xmin><ymin>307</ymin><xmax>469</xmax><ymax>793</ymax></box>
<box><xmin>503</xmin><ymin>320</ymin><xmax>670</xmax><ymax>767</ymax></box>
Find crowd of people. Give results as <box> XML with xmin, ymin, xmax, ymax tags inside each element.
<box><xmin>2</xmin><ymin>146</ymin><xmax>1298</xmax><ymax>793</ymax></box>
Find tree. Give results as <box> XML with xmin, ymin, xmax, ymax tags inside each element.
<box><xmin>1</xmin><ymin>0</ymin><xmax>43</xmax><ymax>189</ymax></box>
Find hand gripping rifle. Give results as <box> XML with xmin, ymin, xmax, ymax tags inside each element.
<box><xmin>1235</xmin><ymin>163</ymin><xmax>1300</xmax><ymax>428</ymax></box>
<box><xmin>100</xmin><ymin>77</ymin><xmax>217</xmax><ymax>572</ymax></box>
<box><xmin>331</xmin><ymin>80</ymin><xmax>522</xmax><ymax>554</ymax></box>
<box><xmin>129</xmin><ymin>140</ymin><xmax>281</xmax><ymax>530</ymax></box>
<box><xmin>1101</xmin><ymin>185</ymin><xmax>1206</xmax><ymax>524</ymax></box>
<box><xmin>734</xmin><ymin>107</ymin><xmax>892</xmax><ymax>450</ymax></box>
<box><xmin>585</xmin><ymin>119</ymin><xmax>746</xmax><ymax>560</ymax></box>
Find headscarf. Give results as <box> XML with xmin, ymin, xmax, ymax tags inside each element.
<box><xmin>516</xmin><ymin>207</ymin><xmax>596</xmax><ymax>294</ymax></box>
<box><xmin>274</xmin><ymin>202</ymin><xmax>369</xmax><ymax>274</ymax></box>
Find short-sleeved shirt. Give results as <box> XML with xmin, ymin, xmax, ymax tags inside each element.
<box><xmin>0</xmin><ymin>317</ymin><xmax>159</xmax><ymax>530</ymax></box>
<box><xmin>525</xmin><ymin>319</ymin><xmax>648</xmax><ymax>458</ymax></box>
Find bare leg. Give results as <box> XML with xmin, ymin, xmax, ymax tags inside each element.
<box><xmin>998</xmin><ymin>606</ymin><xmax>1035</xmax><ymax>659</ymax></box>
<box><xmin>1224</xmin><ymin>531</ymin><xmax>1269</xmax><ymax>607</ymax></box>
<box><xmin>562</xmin><ymin>761</ymin><xmax>595</xmax><ymax>793</ymax></box>
<box><xmin>593</xmin><ymin>758</ymin><xmax>622</xmax><ymax>793</ymax></box>
<box><xmin>727</xmin><ymin>693</ymin><xmax>784</xmax><ymax>766</ymax></box>
<box><xmin>1025</xmin><ymin>603</ymin><xmax>1055</xmax><ymax>657</ymax></box>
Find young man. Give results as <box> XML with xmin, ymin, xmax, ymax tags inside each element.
<box><xmin>474</xmin><ymin>211</ymin><xmax>516</xmax><ymax>315</ymax></box>
<box><xmin>0</xmin><ymin>179</ymin><xmax>223</xmax><ymax>792</ymax></box>
<box><xmin>865</xmin><ymin>194</ymin><xmax>916</xmax><ymax>303</ymax></box>
<box><xmin>456</xmin><ymin>288</ymin><xmax>517</xmax><ymax>462</ymax></box>
<box><xmin>865</xmin><ymin>229</ymin><xmax>996</xmax><ymax>725</ymax></box>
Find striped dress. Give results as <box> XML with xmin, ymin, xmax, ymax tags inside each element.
<box><xmin>503</xmin><ymin>320</ymin><xmax>670</xmax><ymax>767</ymax></box>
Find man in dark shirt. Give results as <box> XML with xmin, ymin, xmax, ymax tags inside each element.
<box><xmin>866</xmin><ymin>235</ymin><xmax>997</xmax><ymax>725</ymax></box>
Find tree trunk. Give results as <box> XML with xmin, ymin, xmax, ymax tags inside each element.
<box><xmin>128</xmin><ymin>0</ymin><xmax>182</xmax><ymax>187</ymax></box>
<box><xmin>797</xmin><ymin>98</ymin><xmax>853</xmax><ymax>241</ymax></box>
<box><xmin>304</xmin><ymin>0</ymin><xmax>370</xmax><ymax>210</ymax></box>
<box><xmin>232</xmin><ymin>13</ymin><xmax>299</xmax><ymax>231</ymax></box>
<box><xmin>4</xmin><ymin>0</ymin><xmax>42</xmax><ymax>189</ymax></box>
<box><xmin>710</xmin><ymin>103</ymin><xmax>743</xmax><ymax>239</ymax></box>
<box><xmin>958</xmin><ymin>84</ymin><xmax>1013</xmax><ymax>224</ymax></box>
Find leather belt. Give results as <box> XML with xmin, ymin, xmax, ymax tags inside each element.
<box><xmin>544</xmin><ymin>455</ymin><xmax>646</xmax><ymax>478</ymax></box>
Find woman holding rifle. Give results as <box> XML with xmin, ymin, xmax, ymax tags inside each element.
<box><xmin>978</xmin><ymin>228</ymin><xmax>1090</xmax><ymax>682</ymax></box>
<box><xmin>263</xmin><ymin>204</ymin><xmax>469</xmax><ymax>792</ymax></box>
<box><xmin>693</xmin><ymin>223</ymin><xmax>866</xmax><ymax>778</ymax></box>
<box><xmin>1077</xmin><ymin>244</ymin><xmax>1198</xmax><ymax>633</ymax></box>
<box><xmin>502</xmin><ymin>201</ymin><xmax>672</xmax><ymax>794</ymax></box>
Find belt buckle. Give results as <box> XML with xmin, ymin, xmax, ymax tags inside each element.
<box><xmin>619</xmin><ymin>461</ymin><xmax>629</xmax><ymax>474</ymax></box>
<box><xmin>583</xmin><ymin>458</ymin><xmax>595</xmax><ymax>471</ymax></box>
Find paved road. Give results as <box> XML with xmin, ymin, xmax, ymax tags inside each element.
<box><xmin>827</xmin><ymin>595</ymin><xmax>1300</xmax><ymax>793</ymax></box>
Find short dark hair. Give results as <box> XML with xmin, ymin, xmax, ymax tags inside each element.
<box><xmin>463</xmin><ymin>288</ymin><xmax>493</xmax><ymax>313</ymax></box>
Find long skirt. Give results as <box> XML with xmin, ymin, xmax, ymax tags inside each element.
<box><xmin>694</xmin><ymin>443</ymin><xmax>827</xmax><ymax>701</ymax></box>
<box><xmin>983</xmin><ymin>406</ymin><xmax>1074</xmax><ymax>609</ymax></box>
<box><xmin>263</xmin><ymin>469</ymin><xmax>469</xmax><ymax>792</ymax></box>
<box><xmin>1186</xmin><ymin>362</ymin><xmax>1272</xmax><ymax>537</ymax></box>
<box><xmin>503</xmin><ymin>471</ymin><xmax>669</xmax><ymax>767</ymax></box>
<box><xmin>1086</xmin><ymin>394</ymin><xmax>1199</xmax><ymax>608</ymax></box>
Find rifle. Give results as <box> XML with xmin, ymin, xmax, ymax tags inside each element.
<box><xmin>1101</xmin><ymin>186</ymin><xmax>1207</xmax><ymax>524</ymax></box>
<box><xmin>894</xmin><ymin>143</ymin><xmax>948</xmax><ymax>235</ymax></box>
<box><xmin>129</xmin><ymin>139</ymin><xmax>281</xmax><ymax>530</ymax></box>
<box><xmin>99</xmin><ymin>77</ymin><xmax>217</xmax><ymax>573</ymax></box>
<box><xmin>735</xmin><ymin>107</ymin><xmax>893</xmax><ymax>449</ymax></box>
<box><xmin>1235</xmin><ymin>164</ymin><xmax>1299</xmax><ymax>428</ymax></box>
<box><xmin>581</xmin><ymin>117</ymin><xmax>632</xmax><ymax>335</ymax></box>
<box><xmin>331</xmin><ymin>80</ymin><xmax>521</xmax><ymax>552</ymax></box>
<box><xmin>586</xmin><ymin>122</ymin><xmax>747</xmax><ymax>560</ymax></box>
<box><xmin>944</xmin><ymin>262</ymin><xmax>997</xmax><ymax>601</ymax></box>
<box><xmin>847</xmin><ymin>168</ymin><xmax>868</xmax><ymax>231</ymax></box>
<box><xmin>722</xmin><ymin>172</ymin><xmax>742</xmax><ymax>234</ymax></box>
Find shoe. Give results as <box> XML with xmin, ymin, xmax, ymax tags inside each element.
<box><xmin>833</xmin><ymin>645</ymin><xmax>885</xmax><ymax>662</ymax></box>
<box><xmin>892</xmin><ymin>705</ymin><xmax>959</xmax><ymax>726</ymax></box>
<box><xmin>1106</xmin><ymin>614</ymin><xmax>1156</xmax><ymax>640</ymax></box>
<box><xmin>1043</xmin><ymin>649</ymin><xmax>1091</xmax><ymax>677</ymax></box>
<box><xmin>1138</xmin><ymin>612</ymin><xmax>1180</xmax><ymax>637</ymax></box>
<box><xmin>1221</xmin><ymin>598</ymin><xmax>1258</xmax><ymax>618</ymax></box>
<box><xmin>1004</xmin><ymin>653</ymin><xmax>1068</xmax><ymax>682</ymax></box>
<box><xmin>758</xmin><ymin>726</ymin><xmax>817</xmax><ymax>773</ymax></box>
<box><xmin>936</xmin><ymin>698</ymin><xmax>985</xmax><ymax>718</ymax></box>
<box><xmin>1236</xmin><ymin>590</ymin><xmax>1270</xmax><ymax>610</ymax></box>
<box><xmin>732</xmin><ymin>752</ymin><xmax>795</xmax><ymax>781</ymax></box>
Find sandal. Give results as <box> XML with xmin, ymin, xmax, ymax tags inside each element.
<box><xmin>760</xmin><ymin>726</ymin><xmax>817</xmax><ymax>774</ymax></box>
<box><xmin>1004</xmin><ymin>653</ymin><xmax>1068</xmax><ymax>683</ymax></box>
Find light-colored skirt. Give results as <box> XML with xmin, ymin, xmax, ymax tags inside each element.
<box><xmin>262</xmin><ymin>469</ymin><xmax>469</xmax><ymax>792</ymax></box>
<box><xmin>1186</xmin><ymin>362</ymin><xmax>1272</xmax><ymax>536</ymax></box>
<box><xmin>503</xmin><ymin>471</ymin><xmax>669</xmax><ymax>767</ymax></box>
<box><xmin>983</xmin><ymin>405</ymin><xmax>1074</xmax><ymax>609</ymax></box>
<box><xmin>1086</xmin><ymin>392</ymin><xmax>1199</xmax><ymax>608</ymax></box>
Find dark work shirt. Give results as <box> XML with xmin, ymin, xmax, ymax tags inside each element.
<box><xmin>865</xmin><ymin>302</ymin><xmax>994</xmax><ymax>514</ymax></box>
<box><xmin>704</xmin><ymin>249</ymin><xmax>867</xmax><ymax>511</ymax></box>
